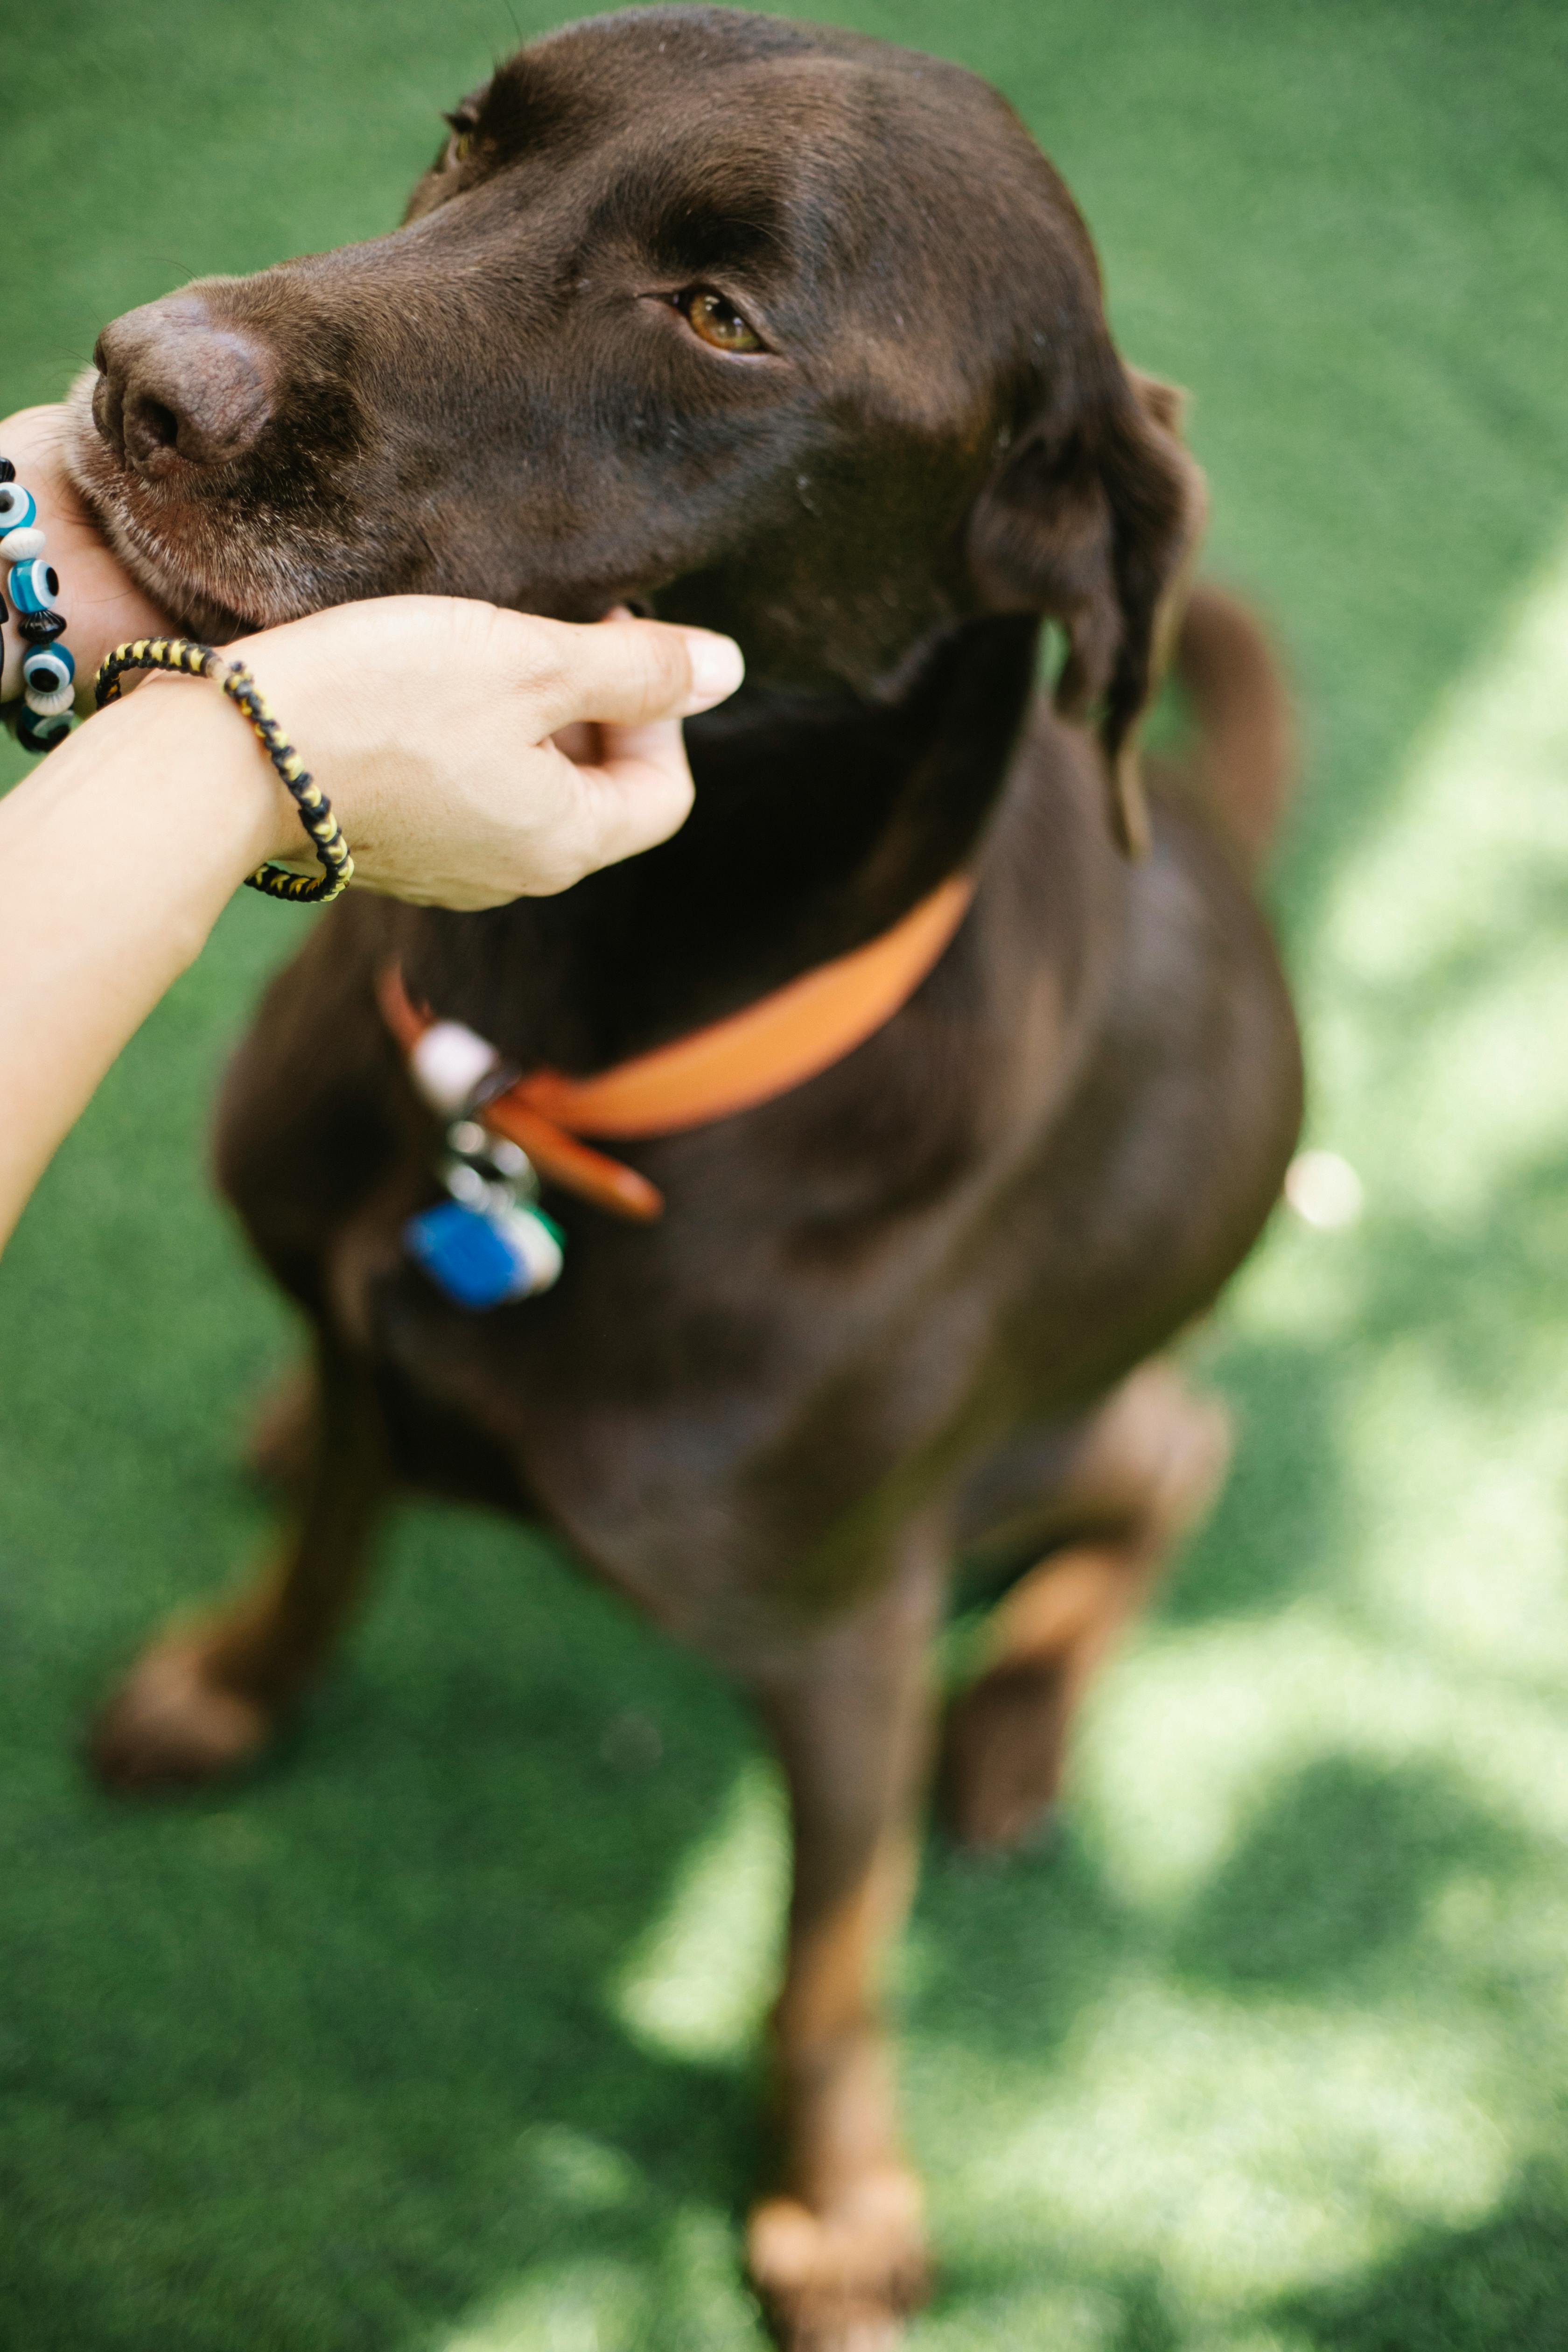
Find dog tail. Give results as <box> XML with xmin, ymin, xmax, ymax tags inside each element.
<box><xmin>1156</xmin><ymin>581</ymin><xmax>1296</xmax><ymax>875</ymax></box>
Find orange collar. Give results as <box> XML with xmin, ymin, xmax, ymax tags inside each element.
<box><xmin>379</xmin><ymin>871</ymin><xmax>974</xmax><ymax>1223</ymax></box>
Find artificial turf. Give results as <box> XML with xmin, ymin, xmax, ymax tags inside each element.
<box><xmin>3</xmin><ymin>2</ymin><xmax>1568</xmax><ymax>2345</ymax></box>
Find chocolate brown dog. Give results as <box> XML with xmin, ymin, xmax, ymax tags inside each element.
<box><xmin>68</xmin><ymin>10</ymin><xmax>1302</xmax><ymax>2343</ymax></box>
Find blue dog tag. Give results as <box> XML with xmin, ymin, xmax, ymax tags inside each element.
<box><xmin>405</xmin><ymin>1197</ymin><xmax>564</xmax><ymax>1311</ymax></box>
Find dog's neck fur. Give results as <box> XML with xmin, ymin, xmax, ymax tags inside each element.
<box><xmin>401</xmin><ymin>613</ymin><xmax>1045</xmax><ymax>1075</ymax></box>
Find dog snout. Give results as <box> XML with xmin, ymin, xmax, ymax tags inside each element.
<box><xmin>92</xmin><ymin>295</ymin><xmax>279</xmax><ymax>474</ymax></box>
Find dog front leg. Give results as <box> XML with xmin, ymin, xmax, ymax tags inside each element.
<box><xmin>90</xmin><ymin>1336</ymin><xmax>391</xmax><ymax>1791</ymax></box>
<box><xmin>745</xmin><ymin>1538</ymin><xmax>943</xmax><ymax>2351</ymax></box>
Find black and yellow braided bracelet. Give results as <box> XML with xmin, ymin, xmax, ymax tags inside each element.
<box><xmin>94</xmin><ymin>637</ymin><xmax>354</xmax><ymax>904</ymax></box>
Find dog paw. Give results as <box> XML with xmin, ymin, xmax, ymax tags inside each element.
<box><xmin>748</xmin><ymin>2169</ymin><xmax>928</xmax><ymax>2351</ymax></box>
<box><xmin>938</xmin><ymin>1654</ymin><xmax>1071</xmax><ymax>1853</ymax></box>
<box><xmin>89</xmin><ymin>1634</ymin><xmax>275</xmax><ymax>1792</ymax></box>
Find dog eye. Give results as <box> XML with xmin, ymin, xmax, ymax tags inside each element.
<box><xmin>441</xmin><ymin>111</ymin><xmax>476</xmax><ymax>168</ymax></box>
<box><xmin>677</xmin><ymin>288</ymin><xmax>765</xmax><ymax>354</ymax></box>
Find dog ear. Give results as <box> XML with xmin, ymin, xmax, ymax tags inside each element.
<box><xmin>969</xmin><ymin>362</ymin><xmax>1204</xmax><ymax>857</ymax></box>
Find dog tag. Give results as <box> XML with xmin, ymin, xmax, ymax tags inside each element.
<box><xmin>405</xmin><ymin>1196</ymin><xmax>564</xmax><ymax>1311</ymax></box>
<box><xmin>405</xmin><ymin>1110</ymin><xmax>564</xmax><ymax>1309</ymax></box>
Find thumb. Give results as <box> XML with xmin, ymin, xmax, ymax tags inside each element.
<box><xmin>525</xmin><ymin>613</ymin><xmax>744</xmax><ymax>735</ymax></box>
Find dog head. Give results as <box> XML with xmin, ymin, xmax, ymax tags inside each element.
<box><xmin>70</xmin><ymin>6</ymin><xmax>1201</xmax><ymax>849</ymax></box>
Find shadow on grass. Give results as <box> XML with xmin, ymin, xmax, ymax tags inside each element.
<box><xmin>1268</xmin><ymin>2176</ymin><xmax>1568</xmax><ymax>2352</ymax></box>
<box><xmin>911</xmin><ymin>1818</ymin><xmax>1143</xmax><ymax>2069</ymax></box>
<box><xmin>0</xmin><ymin>1510</ymin><xmax>772</xmax><ymax>2352</ymax></box>
<box><xmin>1160</xmin><ymin>1328</ymin><xmax>1349</xmax><ymax>1630</ymax></box>
<box><xmin>1170</xmin><ymin>1754</ymin><xmax>1533</xmax><ymax>1995</ymax></box>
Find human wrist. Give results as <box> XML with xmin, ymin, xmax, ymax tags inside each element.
<box><xmin>224</xmin><ymin>622</ymin><xmax>383</xmax><ymax>865</ymax></box>
<box><xmin>101</xmin><ymin>672</ymin><xmax>306</xmax><ymax>878</ymax></box>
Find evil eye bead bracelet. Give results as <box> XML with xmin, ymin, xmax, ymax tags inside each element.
<box><xmin>0</xmin><ymin>451</ymin><xmax>352</xmax><ymax>903</ymax></box>
<box><xmin>0</xmin><ymin>455</ymin><xmax>77</xmax><ymax>755</ymax></box>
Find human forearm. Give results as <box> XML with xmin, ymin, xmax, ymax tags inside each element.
<box><xmin>0</xmin><ymin>680</ymin><xmax>288</xmax><ymax>1246</ymax></box>
<box><xmin>0</xmin><ymin>405</ymin><xmax>739</xmax><ymax>1249</ymax></box>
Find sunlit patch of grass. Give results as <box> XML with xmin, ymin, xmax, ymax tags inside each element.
<box><xmin>897</xmin><ymin>527</ymin><xmax>1568</xmax><ymax>2346</ymax></box>
<box><xmin>614</xmin><ymin>1760</ymin><xmax>788</xmax><ymax>2065</ymax></box>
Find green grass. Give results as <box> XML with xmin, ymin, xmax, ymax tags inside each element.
<box><xmin>4</xmin><ymin>1</ymin><xmax>1568</xmax><ymax>2345</ymax></box>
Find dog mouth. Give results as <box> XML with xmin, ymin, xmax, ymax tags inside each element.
<box><xmin>74</xmin><ymin>480</ymin><xmax>260</xmax><ymax>644</ymax></box>
<box><xmin>95</xmin><ymin>526</ymin><xmax>260</xmax><ymax>645</ymax></box>
<box><xmin>63</xmin><ymin>366</ymin><xmax>331</xmax><ymax>645</ymax></box>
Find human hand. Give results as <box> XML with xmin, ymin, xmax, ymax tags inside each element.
<box><xmin>224</xmin><ymin>595</ymin><xmax>742</xmax><ymax>907</ymax></box>
<box><xmin>3</xmin><ymin>404</ymin><xmax>742</xmax><ymax>907</ymax></box>
<box><xmin>0</xmin><ymin>427</ymin><xmax>742</xmax><ymax>1250</ymax></box>
<box><xmin>0</xmin><ymin>405</ymin><xmax>174</xmax><ymax>702</ymax></box>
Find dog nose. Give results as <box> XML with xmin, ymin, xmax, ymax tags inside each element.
<box><xmin>92</xmin><ymin>295</ymin><xmax>279</xmax><ymax>473</ymax></box>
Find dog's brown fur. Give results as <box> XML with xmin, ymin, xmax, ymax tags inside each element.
<box><xmin>70</xmin><ymin>13</ymin><xmax>1301</xmax><ymax>2342</ymax></box>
